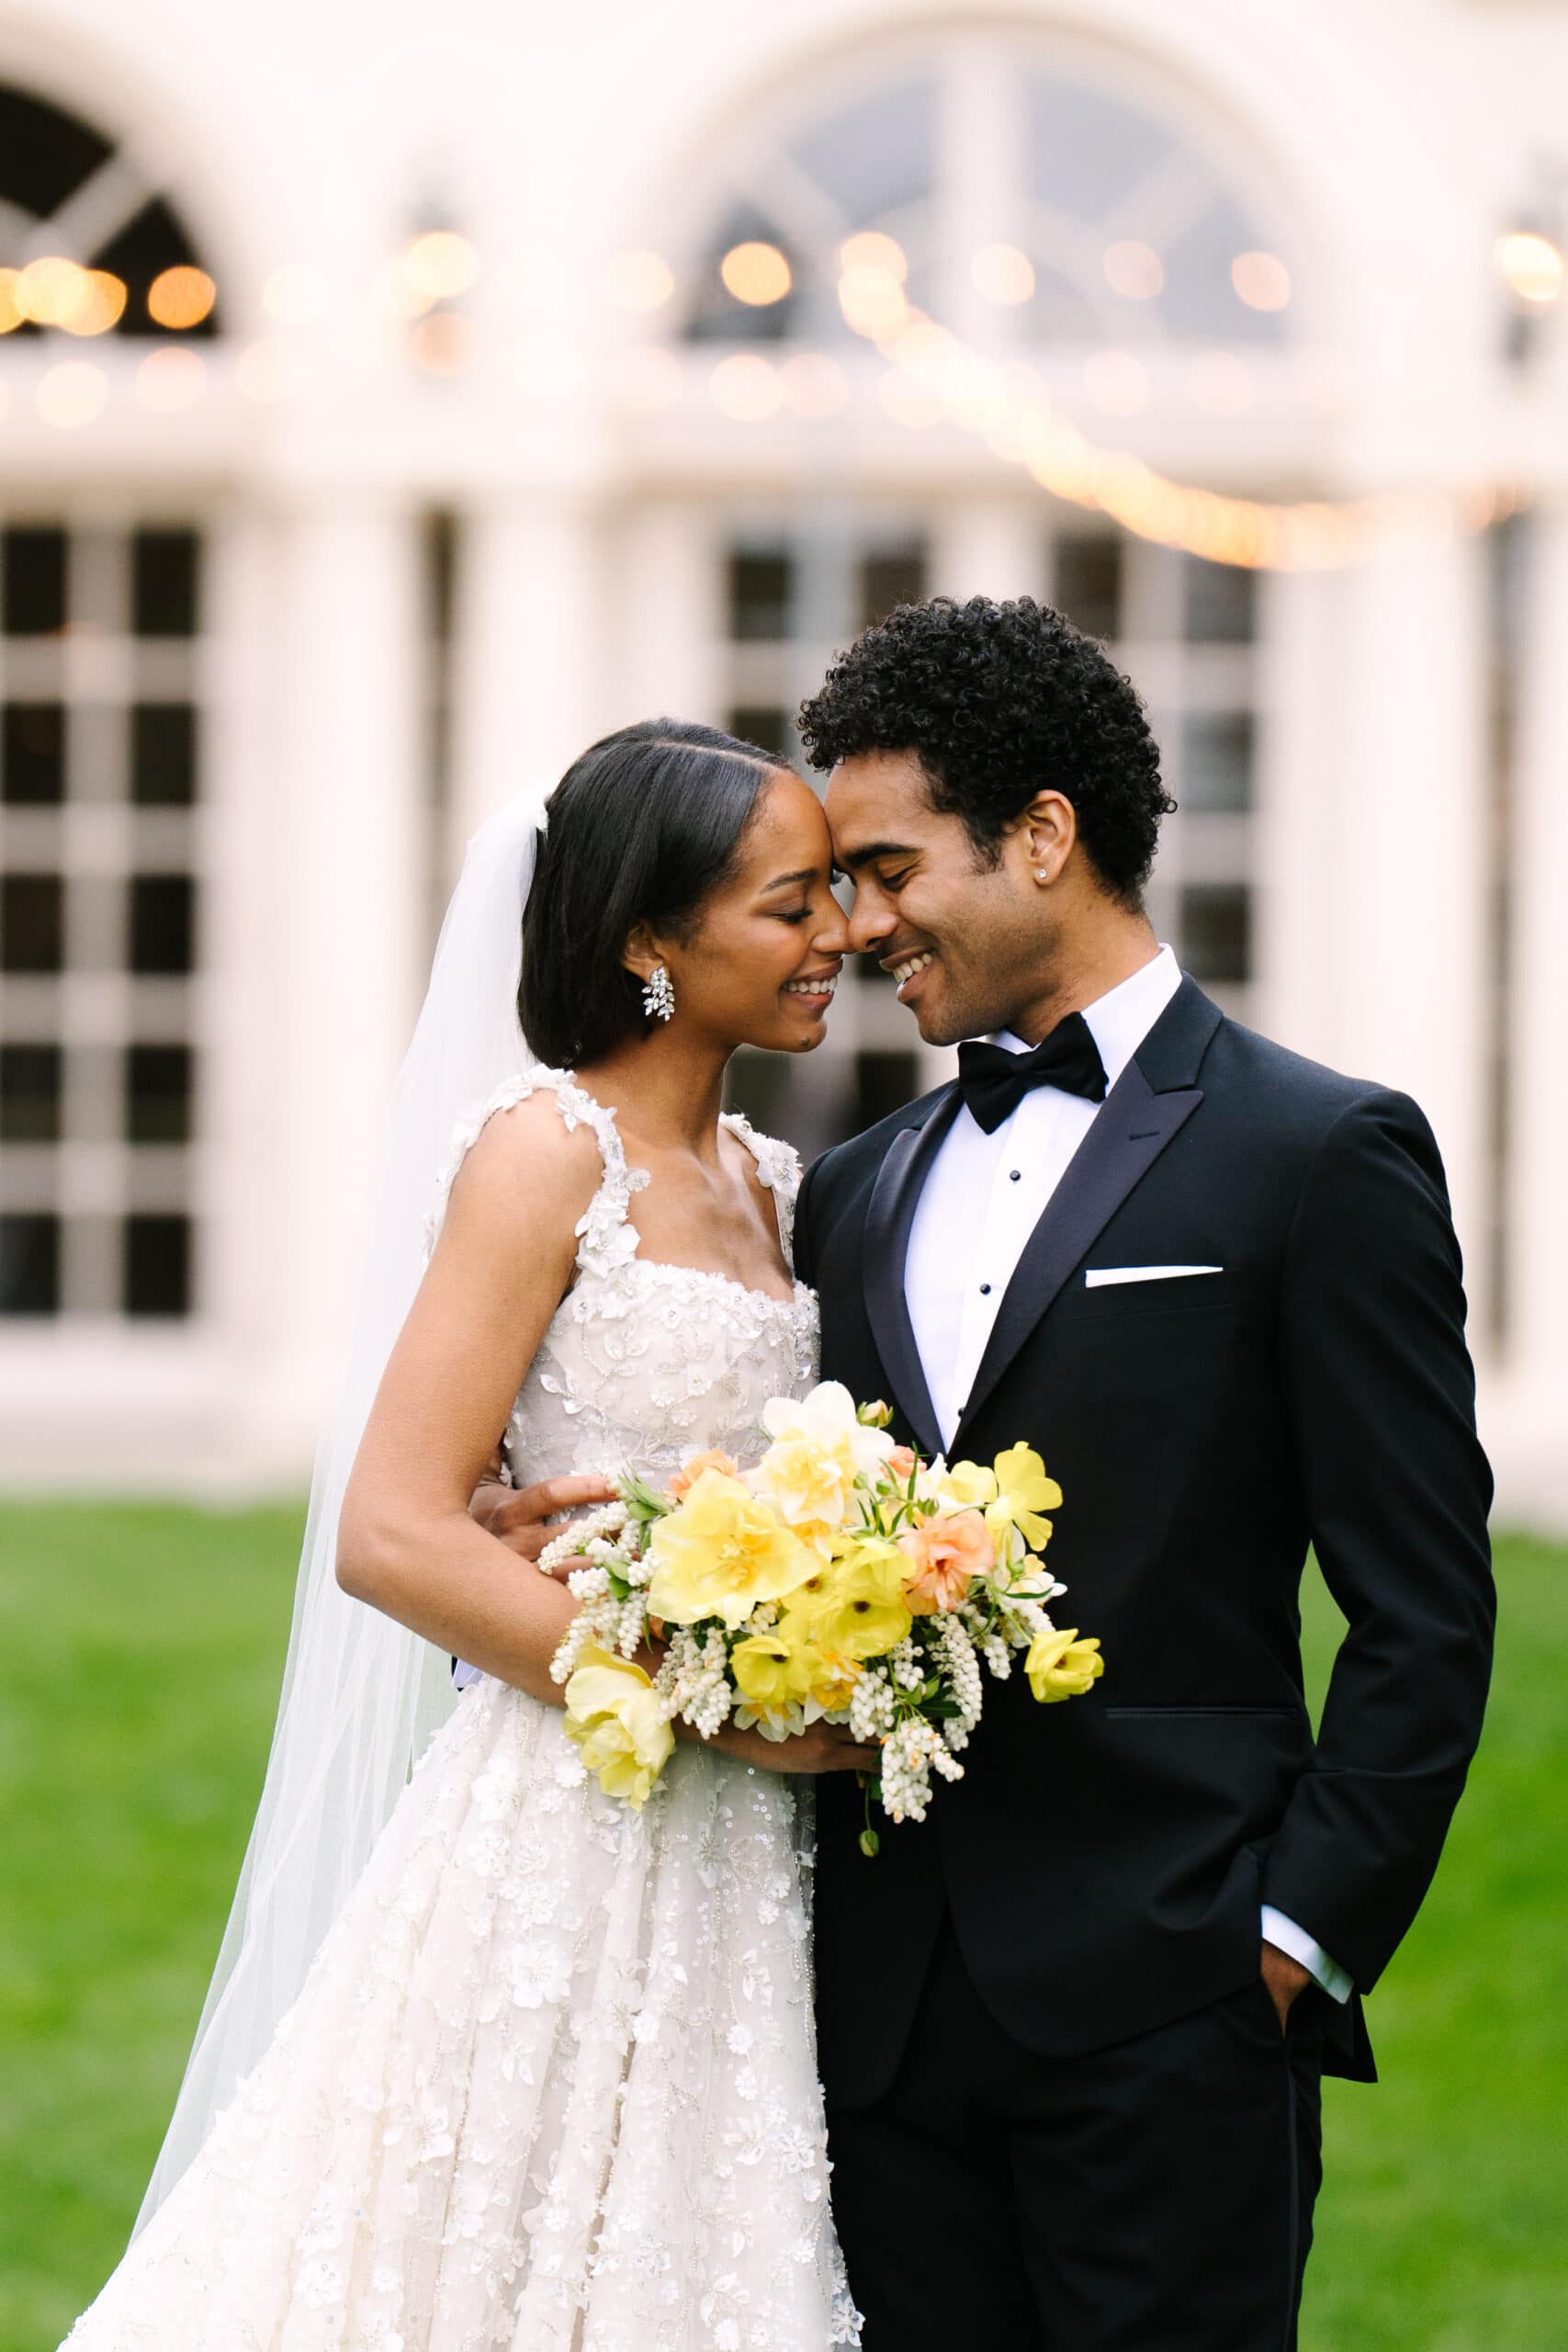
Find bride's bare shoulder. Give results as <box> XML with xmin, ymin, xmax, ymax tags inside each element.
<box><xmin>443</xmin><ymin>1084</ymin><xmax>604</xmax><ymax>1249</ymax></box>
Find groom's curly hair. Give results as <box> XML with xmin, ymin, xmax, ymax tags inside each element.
<box><xmin>797</xmin><ymin>595</ymin><xmax>1175</xmax><ymax>905</ymax></box>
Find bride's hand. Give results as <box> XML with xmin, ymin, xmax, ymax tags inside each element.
<box><xmin>468</xmin><ymin>1455</ymin><xmax>618</xmax><ymax>1566</ymax></box>
<box><xmin>697</xmin><ymin>1719</ymin><xmax>881</xmax><ymax>1776</ymax></box>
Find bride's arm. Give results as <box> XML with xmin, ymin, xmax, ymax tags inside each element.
<box><xmin>336</xmin><ymin>1097</ymin><xmax>603</xmax><ymax>1707</ymax></box>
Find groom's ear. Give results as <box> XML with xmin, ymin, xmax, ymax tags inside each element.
<box><xmin>1015</xmin><ymin>790</ymin><xmax>1077</xmax><ymax>888</ymax></box>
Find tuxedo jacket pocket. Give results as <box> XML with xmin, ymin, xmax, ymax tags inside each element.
<box><xmin>1084</xmin><ymin>1264</ymin><xmax>1223</xmax><ymax>1288</ymax></box>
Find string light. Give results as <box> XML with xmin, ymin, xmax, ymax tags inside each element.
<box><xmin>37</xmin><ymin>361</ymin><xmax>107</xmax><ymax>429</ymax></box>
<box><xmin>136</xmin><ymin>347</ymin><xmax>207</xmax><ymax>412</ymax></box>
<box><xmin>410</xmin><ymin>311</ymin><xmax>478</xmax><ymax>375</ymax></box>
<box><xmin>0</xmin><ymin>270</ymin><xmax>21</xmax><ymax>334</ymax></box>
<box><xmin>402</xmin><ymin>232</ymin><xmax>479</xmax><ymax>307</ymax></box>
<box><xmin>607</xmin><ymin>249</ymin><xmax>676</xmax><ymax>312</ymax></box>
<box><xmin>838</xmin><ymin>232</ymin><xmax>907</xmax><ymax>283</ymax></box>
<box><xmin>971</xmin><ymin>244</ymin><xmax>1035</xmax><ymax>306</ymax></box>
<box><xmin>1495</xmin><ymin>230</ymin><xmax>1563</xmax><ymax>308</ymax></box>
<box><xmin>148</xmin><ymin>266</ymin><xmax>217</xmax><ymax>330</ymax></box>
<box><xmin>236</xmin><ymin>335</ymin><xmax>306</xmax><ymax>402</ymax></box>
<box><xmin>709</xmin><ymin>352</ymin><xmax>783</xmax><ymax>420</ymax></box>
<box><xmin>1103</xmin><ymin>240</ymin><xmax>1163</xmax><ymax>300</ymax></box>
<box><xmin>719</xmin><ymin>242</ymin><xmax>792</xmax><ymax>306</ymax></box>
<box><xmin>62</xmin><ymin>272</ymin><xmax>126</xmax><ymax>335</ymax></box>
<box><xmin>1231</xmin><ymin>251</ymin><xmax>1291</xmax><ymax>312</ymax></box>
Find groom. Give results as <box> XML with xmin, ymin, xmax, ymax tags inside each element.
<box><xmin>787</xmin><ymin>594</ymin><xmax>1495</xmax><ymax>2350</ymax></box>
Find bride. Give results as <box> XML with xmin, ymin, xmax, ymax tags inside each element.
<box><xmin>62</xmin><ymin>718</ymin><xmax>868</xmax><ymax>2350</ymax></box>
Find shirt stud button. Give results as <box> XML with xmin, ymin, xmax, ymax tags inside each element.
<box><xmin>1010</xmin><ymin>1170</ymin><xmax>1021</xmax><ymax>1182</ymax></box>
<box><xmin>979</xmin><ymin>1283</ymin><xmax>992</xmax><ymax>1295</ymax></box>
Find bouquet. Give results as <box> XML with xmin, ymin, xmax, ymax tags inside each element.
<box><xmin>544</xmin><ymin>1382</ymin><xmax>1103</xmax><ymax>1851</ymax></box>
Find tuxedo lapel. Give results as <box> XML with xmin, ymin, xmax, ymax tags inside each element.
<box><xmin>953</xmin><ymin>981</ymin><xmax>1221</xmax><ymax>1449</ymax></box>
<box><xmin>862</xmin><ymin>1088</ymin><xmax>960</xmax><ymax>1460</ymax></box>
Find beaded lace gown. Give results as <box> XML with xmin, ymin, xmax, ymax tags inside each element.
<box><xmin>63</xmin><ymin>1069</ymin><xmax>861</xmax><ymax>2352</ymax></box>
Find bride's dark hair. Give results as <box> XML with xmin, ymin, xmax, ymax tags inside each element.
<box><xmin>520</xmin><ymin>717</ymin><xmax>784</xmax><ymax>1068</ymax></box>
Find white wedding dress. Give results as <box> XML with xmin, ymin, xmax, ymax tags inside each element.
<box><xmin>63</xmin><ymin>1070</ymin><xmax>861</xmax><ymax>2352</ymax></box>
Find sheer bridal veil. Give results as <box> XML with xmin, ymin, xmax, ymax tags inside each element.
<box><xmin>138</xmin><ymin>786</ymin><xmax>547</xmax><ymax>2228</ymax></box>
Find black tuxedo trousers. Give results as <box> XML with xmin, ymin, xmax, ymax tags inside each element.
<box><xmin>794</xmin><ymin>982</ymin><xmax>1494</xmax><ymax>2348</ymax></box>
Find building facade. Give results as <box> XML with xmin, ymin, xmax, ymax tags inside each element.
<box><xmin>0</xmin><ymin>0</ymin><xmax>1563</xmax><ymax>1521</ymax></box>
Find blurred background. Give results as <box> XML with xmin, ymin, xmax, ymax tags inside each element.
<box><xmin>1</xmin><ymin>0</ymin><xmax>1564</xmax><ymax>2345</ymax></box>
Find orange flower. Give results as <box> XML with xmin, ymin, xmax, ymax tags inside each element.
<box><xmin>887</xmin><ymin>1445</ymin><xmax>918</xmax><ymax>1482</ymax></box>
<box><xmin>667</xmin><ymin>1447</ymin><xmax>739</xmax><ymax>1502</ymax></box>
<box><xmin>897</xmin><ymin>1510</ymin><xmax>994</xmax><ymax>1614</ymax></box>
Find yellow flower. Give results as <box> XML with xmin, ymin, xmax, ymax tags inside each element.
<box><xmin>645</xmin><ymin>1468</ymin><xmax>818</xmax><ymax>1629</ymax></box>
<box><xmin>751</xmin><ymin>1435</ymin><xmax>858</xmax><ymax>1535</ymax></box>
<box><xmin>731</xmin><ymin>1628</ymin><xmax>823</xmax><ymax>1711</ymax></box>
<box><xmin>1024</xmin><ymin>1627</ymin><xmax>1103</xmax><ymax>1705</ymax></box>
<box><xmin>940</xmin><ymin>1459</ymin><xmax>998</xmax><ymax>1511</ymax></box>
<box><xmin>784</xmin><ymin>1535</ymin><xmax>912</xmax><ymax>1662</ymax></box>
<box><xmin>987</xmin><ymin>1443</ymin><xmax>1064</xmax><ymax>1553</ymax></box>
<box><xmin>564</xmin><ymin>1646</ymin><xmax>675</xmax><ymax>1807</ymax></box>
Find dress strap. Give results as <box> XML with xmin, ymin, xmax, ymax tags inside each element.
<box><xmin>424</xmin><ymin>1066</ymin><xmax>650</xmax><ymax>1272</ymax></box>
<box><xmin>720</xmin><ymin>1110</ymin><xmax>804</xmax><ymax>1272</ymax></box>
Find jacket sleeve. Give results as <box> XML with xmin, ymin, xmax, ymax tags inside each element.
<box><xmin>1262</xmin><ymin>1088</ymin><xmax>1495</xmax><ymax>1992</ymax></box>
<box><xmin>791</xmin><ymin>1153</ymin><xmax>822</xmax><ymax>1289</ymax></box>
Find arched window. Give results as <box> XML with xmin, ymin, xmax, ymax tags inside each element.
<box><xmin>0</xmin><ymin>82</ymin><xmax>219</xmax><ymax>339</ymax></box>
<box><xmin>1</xmin><ymin>82</ymin><xmax>216</xmax><ymax>1323</ymax></box>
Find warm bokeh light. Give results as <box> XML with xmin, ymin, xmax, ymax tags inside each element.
<box><xmin>37</xmin><ymin>359</ymin><xmax>107</xmax><ymax>429</ymax></box>
<box><xmin>409</xmin><ymin>311</ymin><xmax>479</xmax><ymax>375</ymax></box>
<box><xmin>779</xmin><ymin>350</ymin><xmax>848</xmax><ymax>418</ymax></box>
<box><xmin>719</xmin><ymin>241</ymin><xmax>792</xmax><ymax>306</ymax></box>
<box><xmin>1103</xmin><ymin>240</ymin><xmax>1164</xmax><ymax>300</ymax></box>
<box><xmin>1231</xmin><ymin>250</ymin><xmax>1291</xmax><ymax>311</ymax></box>
<box><xmin>1495</xmin><ymin>230</ymin><xmax>1563</xmax><ymax>307</ymax></box>
<box><xmin>263</xmin><ymin>264</ymin><xmax>331</xmax><ymax>325</ymax></box>
<box><xmin>1188</xmin><ymin>350</ymin><xmax>1252</xmax><ymax>416</ymax></box>
<box><xmin>970</xmin><ymin>243</ymin><xmax>1035</xmax><ymax>306</ymax></box>
<box><xmin>62</xmin><ymin>271</ymin><xmax>128</xmax><ymax>335</ymax></box>
<box><xmin>607</xmin><ymin>249</ymin><xmax>676</xmax><ymax>312</ymax></box>
<box><xmin>136</xmin><ymin>347</ymin><xmax>208</xmax><ymax>413</ymax></box>
<box><xmin>402</xmin><ymin>231</ymin><xmax>480</xmax><ymax>306</ymax></box>
<box><xmin>235</xmin><ymin>335</ymin><xmax>306</xmax><ymax>402</ymax></box>
<box><xmin>838</xmin><ymin>263</ymin><xmax>908</xmax><ymax>337</ymax></box>
<box><xmin>708</xmin><ymin>352</ymin><xmax>783</xmax><ymax>421</ymax></box>
<box><xmin>838</xmin><ymin>232</ymin><xmax>907</xmax><ymax>283</ymax></box>
<box><xmin>614</xmin><ymin>344</ymin><xmax>683</xmax><ymax>410</ymax></box>
<box><xmin>148</xmin><ymin>266</ymin><xmax>217</xmax><ymax>330</ymax></box>
<box><xmin>16</xmin><ymin>256</ymin><xmax>96</xmax><ymax>329</ymax></box>
<box><xmin>1082</xmin><ymin>349</ymin><xmax>1150</xmax><ymax>415</ymax></box>
<box><xmin>0</xmin><ymin>269</ymin><xmax>21</xmax><ymax>334</ymax></box>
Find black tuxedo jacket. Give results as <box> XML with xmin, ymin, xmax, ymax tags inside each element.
<box><xmin>795</xmin><ymin>978</ymin><xmax>1494</xmax><ymax>2100</ymax></box>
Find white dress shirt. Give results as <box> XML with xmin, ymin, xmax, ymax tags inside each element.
<box><xmin>903</xmin><ymin>944</ymin><xmax>1351</xmax><ymax>2006</ymax></box>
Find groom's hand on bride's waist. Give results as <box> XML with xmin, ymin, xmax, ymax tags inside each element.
<box><xmin>1260</xmin><ymin>1938</ymin><xmax>1313</xmax><ymax>2033</ymax></box>
<box><xmin>468</xmin><ymin>1459</ymin><xmax>619</xmax><ymax>1566</ymax></box>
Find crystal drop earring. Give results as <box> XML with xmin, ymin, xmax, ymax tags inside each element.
<box><xmin>642</xmin><ymin>963</ymin><xmax>675</xmax><ymax>1023</ymax></box>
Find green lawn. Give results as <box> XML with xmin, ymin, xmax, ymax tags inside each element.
<box><xmin>1</xmin><ymin>1507</ymin><xmax>1562</xmax><ymax>2351</ymax></box>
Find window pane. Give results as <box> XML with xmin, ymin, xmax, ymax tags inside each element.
<box><xmin>728</xmin><ymin>549</ymin><xmax>792</xmax><ymax>641</ymax></box>
<box><xmin>2</xmin><ymin>527</ymin><xmax>67</xmax><ymax>635</ymax></box>
<box><xmin>0</xmin><ymin>1214</ymin><xmax>60</xmax><ymax>1315</ymax></box>
<box><xmin>2</xmin><ymin>702</ymin><xmax>65</xmax><ymax>803</ymax></box>
<box><xmin>131</xmin><ymin>528</ymin><xmax>199</xmax><ymax>636</ymax></box>
<box><xmin>1184</xmin><ymin>558</ymin><xmax>1256</xmax><ymax>644</ymax></box>
<box><xmin>1181</xmin><ymin>884</ymin><xmax>1251</xmax><ymax>982</ymax></box>
<box><xmin>124</xmin><ymin>1214</ymin><xmax>192</xmax><ymax>1316</ymax></box>
<box><xmin>853</xmin><ymin>1049</ymin><xmax>919</xmax><ymax>1130</ymax></box>
<box><xmin>1055</xmin><ymin>538</ymin><xmax>1122</xmax><ymax>641</ymax></box>
<box><xmin>130</xmin><ymin>703</ymin><xmax>197</xmax><ymax>804</ymax></box>
<box><xmin>1</xmin><ymin>874</ymin><xmax>64</xmax><ymax>972</ymax></box>
<box><xmin>127</xmin><ymin>1044</ymin><xmax>193</xmax><ymax>1143</ymax></box>
<box><xmin>130</xmin><ymin>874</ymin><xmax>195</xmax><ymax>974</ymax></box>
<box><xmin>860</xmin><ymin>546</ymin><xmax>925</xmax><ymax>629</ymax></box>
<box><xmin>1180</xmin><ymin>713</ymin><xmax>1254</xmax><ymax>813</ymax></box>
<box><xmin>0</xmin><ymin>1044</ymin><xmax>62</xmax><ymax>1140</ymax></box>
<box><xmin>728</xmin><ymin>707</ymin><xmax>792</xmax><ymax>759</ymax></box>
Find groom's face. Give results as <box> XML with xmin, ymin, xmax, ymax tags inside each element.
<box><xmin>827</xmin><ymin>750</ymin><xmax>1050</xmax><ymax>1047</ymax></box>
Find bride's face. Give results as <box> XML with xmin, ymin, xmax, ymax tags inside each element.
<box><xmin>660</xmin><ymin>772</ymin><xmax>849</xmax><ymax>1053</ymax></box>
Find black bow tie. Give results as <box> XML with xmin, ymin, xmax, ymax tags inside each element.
<box><xmin>957</xmin><ymin>1014</ymin><xmax>1109</xmax><ymax>1135</ymax></box>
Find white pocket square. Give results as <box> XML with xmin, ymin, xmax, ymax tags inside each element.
<box><xmin>1085</xmin><ymin>1264</ymin><xmax>1223</xmax><ymax>1289</ymax></box>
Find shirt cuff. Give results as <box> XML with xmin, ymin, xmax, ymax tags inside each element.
<box><xmin>1260</xmin><ymin>1905</ymin><xmax>1353</xmax><ymax>2004</ymax></box>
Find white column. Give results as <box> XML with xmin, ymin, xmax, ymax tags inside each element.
<box><xmin>264</xmin><ymin>497</ymin><xmax>426</xmax><ymax>1453</ymax></box>
<box><xmin>927</xmin><ymin>499</ymin><xmax>1043</xmax><ymax>604</ymax></box>
<box><xmin>1503</xmin><ymin>504</ymin><xmax>1568</xmax><ymax>1518</ymax></box>
<box><xmin>447</xmin><ymin>495</ymin><xmax>604</xmax><ymax>853</ymax></box>
<box><xmin>612</xmin><ymin>499</ymin><xmax>725</xmax><ymax>730</ymax></box>
<box><xmin>1329</xmin><ymin>532</ymin><xmax>1491</xmax><ymax>1344</ymax></box>
<box><xmin>1254</xmin><ymin>564</ymin><xmax>1344</xmax><ymax>1063</ymax></box>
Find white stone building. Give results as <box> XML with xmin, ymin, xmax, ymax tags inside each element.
<box><xmin>0</xmin><ymin>0</ymin><xmax>1562</xmax><ymax>1521</ymax></box>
